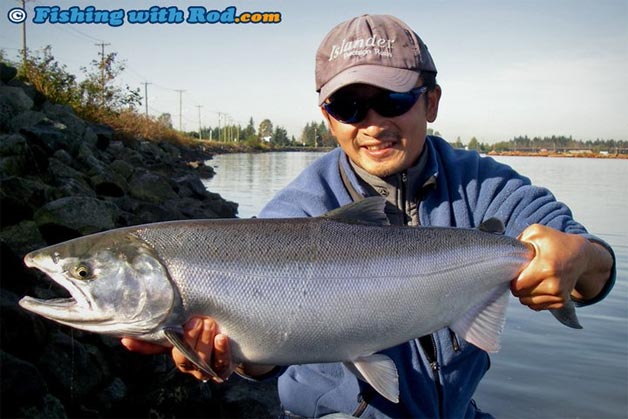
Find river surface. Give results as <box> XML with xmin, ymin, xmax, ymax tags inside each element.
<box><xmin>204</xmin><ymin>152</ymin><xmax>628</xmax><ymax>418</ymax></box>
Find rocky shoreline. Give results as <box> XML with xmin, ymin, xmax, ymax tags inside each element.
<box><xmin>0</xmin><ymin>62</ymin><xmax>280</xmax><ymax>418</ymax></box>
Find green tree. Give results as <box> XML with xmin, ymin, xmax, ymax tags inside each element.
<box><xmin>258</xmin><ymin>119</ymin><xmax>273</xmax><ymax>142</ymax></box>
<box><xmin>272</xmin><ymin>126</ymin><xmax>290</xmax><ymax>146</ymax></box>
<box><xmin>16</xmin><ymin>45</ymin><xmax>140</xmax><ymax>121</ymax></box>
<box><xmin>17</xmin><ymin>46</ymin><xmax>81</xmax><ymax>106</ymax></box>
<box><xmin>77</xmin><ymin>51</ymin><xmax>141</xmax><ymax>118</ymax></box>
<box><xmin>300</xmin><ymin>121</ymin><xmax>332</xmax><ymax>147</ymax></box>
<box><xmin>468</xmin><ymin>137</ymin><xmax>480</xmax><ymax>151</ymax></box>
<box><xmin>242</xmin><ymin>117</ymin><xmax>256</xmax><ymax>141</ymax></box>
<box><xmin>157</xmin><ymin>113</ymin><xmax>173</xmax><ymax>128</ymax></box>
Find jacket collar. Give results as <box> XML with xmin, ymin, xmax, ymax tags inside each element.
<box><xmin>339</xmin><ymin>135</ymin><xmax>440</xmax><ymax>200</ymax></box>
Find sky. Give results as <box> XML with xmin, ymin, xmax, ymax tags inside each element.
<box><xmin>1</xmin><ymin>0</ymin><xmax>626</xmax><ymax>143</ymax></box>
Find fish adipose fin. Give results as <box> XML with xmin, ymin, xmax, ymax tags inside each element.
<box><xmin>478</xmin><ymin>218</ymin><xmax>505</xmax><ymax>234</ymax></box>
<box><xmin>163</xmin><ymin>327</ymin><xmax>224</xmax><ymax>383</ymax></box>
<box><xmin>450</xmin><ymin>284</ymin><xmax>510</xmax><ymax>353</ymax></box>
<box><xmin>323</xmin><ymin>196</ymin><xmax>390</xmax><ymax>226</ymax></box>
<box><xmin>344</xmin><ymin>354</ymin><xmax>399</xmax><ymax>403</ymax></box>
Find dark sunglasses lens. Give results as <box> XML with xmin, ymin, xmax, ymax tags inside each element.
<box><xmin>375</xmin><ymin>91</ymin><xmax>420</xmax><ymax>118</ymax></box>
<box><xmin>325</xmin><ymin>98</ymin><xmax>365</xmax><ymax>123</ymax></box>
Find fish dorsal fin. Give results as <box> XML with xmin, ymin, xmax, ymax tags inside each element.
<box><xmin>345</xmin><ymin>353</ymin><xmax>399</xmax><ymax>403</ymax></box>
<box><xmin>322</xmin><ymin>196</ymin><xmax>390</xmax><ymax>226</ymax></box>
<box><xmin>478</xmin><ymin>217</ymin><xmax>505</xmax><ymax>234</ymax></box>
<box><xmin>450</xmin><ymin>284</ymin><xmax>510</xmax><ymax>353</ymax></box>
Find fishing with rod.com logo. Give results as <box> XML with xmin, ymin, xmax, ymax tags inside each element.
<box><xmin>7</xmin><ymin>5</ymin><xmax>282</xmax><ymax>27</ymax></box>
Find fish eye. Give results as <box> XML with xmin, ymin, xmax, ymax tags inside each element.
<box><xmin>73</xmin><ymin>263</ymin><xmax>93</xmax><ymax>280</ymax></box>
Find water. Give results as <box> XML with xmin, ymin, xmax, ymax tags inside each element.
<box><xmin>204</xmin><ymin>151</ymin><xmax>329</xmax><ymax>219</ymax></box>
<box><xmin>204</xmin><ymin>152</ymin><xmax>628</xmax><ymax>418</ymax></box>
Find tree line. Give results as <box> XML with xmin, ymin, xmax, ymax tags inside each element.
<box><xmin>451</xmin><ymin>134</ymin><xmax>627</xmax><ymax>154</ymax></box>
<box><xmin>182</xmin><ymin>119</ymin><xmax>334</xmax><ymax>148</ymax></box>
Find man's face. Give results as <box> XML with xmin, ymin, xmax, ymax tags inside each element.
<box><xmin>321</xmin><ymin>83</ymin><xmax>441</xmax><ymax>178</ymax></box>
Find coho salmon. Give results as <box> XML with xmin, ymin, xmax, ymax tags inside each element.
<box><xmin>19</xmin><ymin>197</ymin><xmax>580</xmax><ymax>402</ymax></box>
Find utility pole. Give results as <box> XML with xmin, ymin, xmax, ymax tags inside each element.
<box><xmin>142</xmin><ymin>82</ymin><xmax>151</xmax><ymax>117</ymax></box>
<box><xmin>20</xmin><ymin>0</ymin><xmax>28</xmax><ymax>64</ymax></box>
<box><xmin>175</xmin><ymin>90</ymin><xmax>185</xmax><ymax>131</ymax></box>
<box><xmin>94</xmin><ymin>42</ymin><xmax>111</xmax><ymax>106</ymax></box>
<box><xmin>196</xmin><ymin>105</ymin><xmax>203</xmax><ymax>140</ymax></box>
<box><xmin>217</xmin><ymin>112</ymin><xmax>224</xmax><ymax>142</ymax></box>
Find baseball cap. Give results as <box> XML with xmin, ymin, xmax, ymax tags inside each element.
<box><xmin>316</xmin><ymin>14</ymin><xmax>437</xmax><ymax>105</ymax></box>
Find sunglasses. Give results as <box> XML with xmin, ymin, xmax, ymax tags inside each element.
<box><xmin>323</xmin><ymin>86</ymin><xmax>428</xmax><ymax>124</ymax></box>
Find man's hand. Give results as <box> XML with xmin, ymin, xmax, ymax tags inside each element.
<box><xmin>511</xmin><ymin>224</ymin><xmax>613</xmax><ymax>311</ymax></box>
<box><xmin>120</xmin><ymin>317</ymin><xmax>234</xmax><ymax>382</ymax></box>
<box><xmin>172</xmin><ymin>317</ymin><xmax>235</xmax><ymax>382</ymax></box>
<box><xmin>121</xmin><ymin>317</ymin><xmax>276</xmax><ymax>382</ymax></box>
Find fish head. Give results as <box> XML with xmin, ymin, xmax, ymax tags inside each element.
<box><xmin>19</xmin><ymin>231</ymin><xmax>177</xmax><ymax>338</ymax></box>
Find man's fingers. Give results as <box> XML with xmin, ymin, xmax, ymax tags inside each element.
<box><xmin>121</xmin><ymin>338</ymin><xmax>169</xmax><ymax>354</ymax></box>
<box><xmin>173</xmin><ymin>317</ymin><xmax>229</xmax><ymax>383</ymax></box>
<box><xmin>518</xmin><ymin>294</ymin><xmax>565</xmax><ymax>310</ymax></box>
<box><xmin>213</xmin><ymin>334</ymin><xmax>233</xmax><ymax>379</ymax></box>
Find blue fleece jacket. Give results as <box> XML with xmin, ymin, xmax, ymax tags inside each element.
<box><xmin>258</xmin><ymin>136</ymin><xmax>615</xmax><ymax>418</ymax></box>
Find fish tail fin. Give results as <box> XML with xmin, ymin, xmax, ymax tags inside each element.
<box><xmin>450</xmin><ymin>284</ymin><xmax>510</xmax><ymax>353</ymax></box>
<box><xmin>550</xmin><ymin>302</ymin><xmax>582</xmax><ymax>329</ymax></box>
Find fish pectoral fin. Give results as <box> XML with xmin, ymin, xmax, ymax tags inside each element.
<box><xmin>163</xmin><ymin>327</ymin><xmax>224</xmax><ymax>383</ymax></box>
<box><xmin>345</xmin><ymin>354</ymin><xmax>399</xmax><ymax>403</ymax></box>
<box><xmin>550</xmin><ymin>301</ymin><xmax>582</xmax><ymax>329</ymax></box>
<box><xmin>450</xmin><ymin>284</ymin><xmax>510</xmax><ymax>353</ymax></box>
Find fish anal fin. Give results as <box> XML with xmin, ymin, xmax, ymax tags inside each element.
<box><xmin>345</xmin><ymin>354</ymin><xmax>399</xmax><ymax>403</ymax></box>
<box><xmin>163</xmin><ymin>326</ymin><xmax>223</xmax><ymax>383</ymax></box>
<box><xmin>450</xmin><ymin>284</ymin><xmax>510</xmax><ymax>353</ymax></box>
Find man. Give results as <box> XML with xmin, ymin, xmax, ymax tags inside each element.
<box><xmin>124</xmin><ymin>14</ymin><xmax>615</xmax><ymax>418</ymax></box>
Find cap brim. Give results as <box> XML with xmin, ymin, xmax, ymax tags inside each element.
<box><xmin>318</xmin><ymin>65</ymin><xmax>420</xmax><ymax>105</ymax></box>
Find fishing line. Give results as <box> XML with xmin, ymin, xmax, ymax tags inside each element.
<box><xmin>70</xmin><ymin>329</ymin><xmax>76</xmax><ymax>404</ymax></box>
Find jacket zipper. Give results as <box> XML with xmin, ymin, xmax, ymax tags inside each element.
<box><xmin>430</xmin><ymin>360</ymin><xmax>443</xmax><ymax>418</ymax></box>
<box><xmin>400</xmin><ymin>172</ymin><xmax>409</xmax><ymax>225</ymax></box>
<box><xmin>418</xmin><ymin>334</ymin><xmax>443</xmax><ymax>417</ymax></box>
<box><xmin>430</xmin><ymin>335</ymin><xmax>444</xmax><ymax>418</ymax></box>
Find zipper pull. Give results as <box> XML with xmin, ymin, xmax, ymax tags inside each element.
<box><xmin>449</xmin><ymin>328</ymin><xmax>460</xmax><ymax>352</ymax></box>
<box><xmin>430</xmin><ymin>361</ymin><xmax>440</xmax><ymax>373</ymax></box>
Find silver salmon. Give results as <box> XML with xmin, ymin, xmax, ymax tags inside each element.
<box><xmin>19</xmin><ymin>197</ymin><xmax>580</xmax><ymax>403</ymax></box>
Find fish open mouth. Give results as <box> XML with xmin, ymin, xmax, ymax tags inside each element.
<box><xmin>18</xmin><ymin>294</ymin><xmax>116</xmax><ymax>325</ymax></box>
<box><xmin>19</xmin><ymin>295</ymin><xmax>94</xmax><ymax>321</ymax></box>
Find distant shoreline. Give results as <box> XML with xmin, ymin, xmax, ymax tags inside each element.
<box><xmin>485</xmin><ymin>151</ymin><xmax>628</xmax><ymax>159</ymax></box>
<box><xmin>196</xmin><ymin>140</ymin><xmax>628</xmax><ymax>159</ymax></box>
